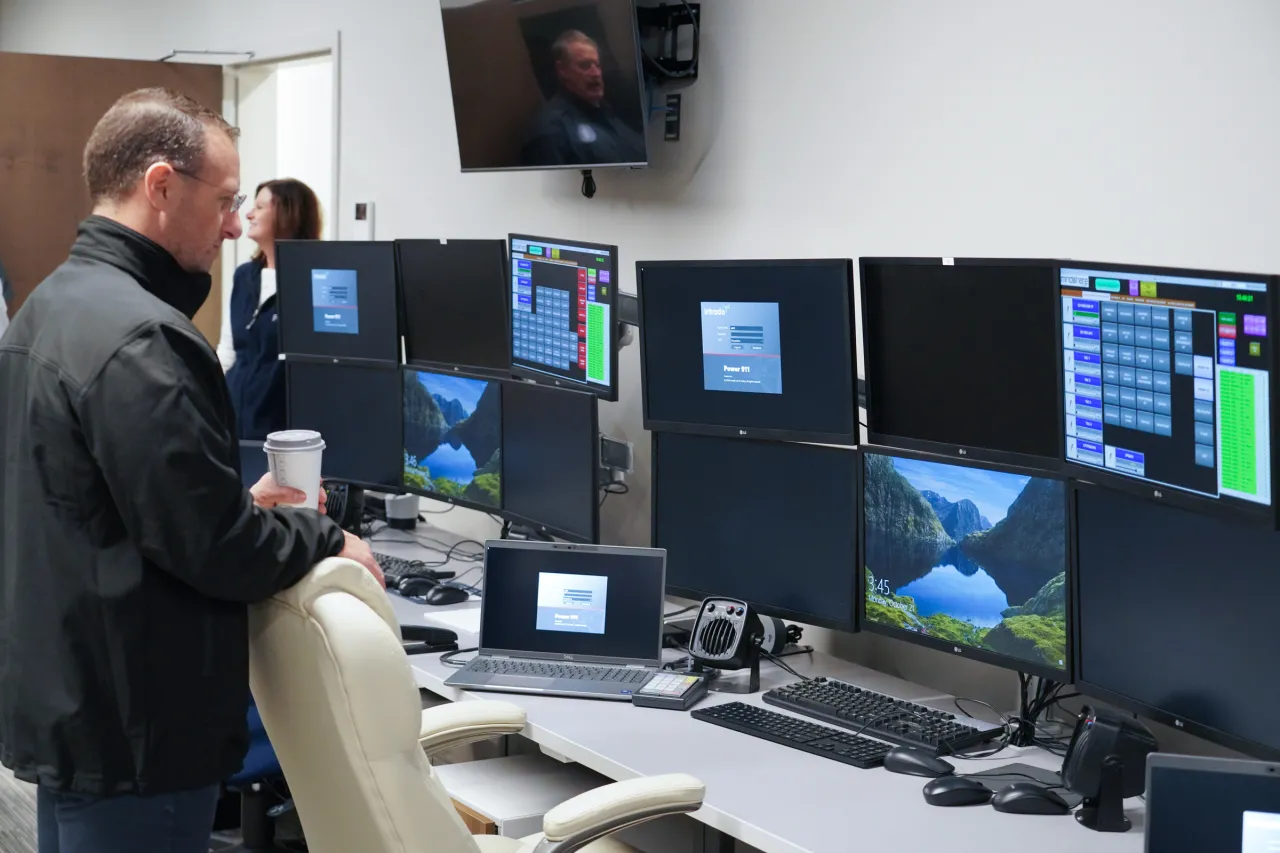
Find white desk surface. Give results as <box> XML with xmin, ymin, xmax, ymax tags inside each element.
<box><xmin>377</xmin><ymin>532</ymin><xmax>1146</xmax><ymax>853</ymax></box>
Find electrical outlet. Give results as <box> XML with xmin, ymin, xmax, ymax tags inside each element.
<box><xmin>664</xmin><ymin>94</ymin><xmax>682</xmax><ymax>141</ymax></box>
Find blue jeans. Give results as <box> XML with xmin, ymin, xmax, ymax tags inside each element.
<box><xmin>37</xmin><ymin>784</ymin><xmax>221</xmax><ymax>853</ymax></box>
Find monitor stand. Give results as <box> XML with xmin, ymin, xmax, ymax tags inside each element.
<box><xmin>1076</xmin><ymin>755</ymin><xmax>1131</xmax><ymax>832</ymax></box>
<box><xmin>699</xmin><ymin>656</ymin><xmax>761</xmax><ymax>695</ymax></box>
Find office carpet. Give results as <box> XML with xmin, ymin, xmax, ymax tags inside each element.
<box><xmin>0</xmin><ymin>768</ymin><xmax>37</xmax><ymax>853</ymax></box>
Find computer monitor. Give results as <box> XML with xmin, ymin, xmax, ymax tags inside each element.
<box><xmin>397</xmin><ymin>239</ymin><xmax>510</xmax><ymax>375</ymax></box>
<box><xmin>1061</xmin><ymin>263</ymin><xmax>1277</xmax><ymax>524</ymax></box>
<box><xmin>278</xmin><ymin>241</ymin><xmax>400</xmax><ymax>364</ymax></box>
<box><xmin>509</xmin><ymin>234</ymin><xmax>618</xmax><ymax>401</ymax></box>
<box><xmin>637</xmin><ymin>259</ymin><xmax>858</xmax><ymax>445</ymax></box>
<box><xmin>651</xmin><ymin>432</ymin><xmax>858</xmax><ymax>631</ymax></box>
<box><xmin>1075</xmin><ymin>482</ymin><xmax>1280</xmax><ymax>758</ymax></box>
<box><xmin>402</xmin><ymin>366</ymin><xmax>503</xmax><ymax>511</ymax></box>
<box><xmin>285</xmin><ymin>359</ymin><xmax>403</xmax><ymax>490</ymax></box>
<box><xmin>860</xmin><ymin>447</ymin><xmax>1070</xmax><ymax>679</ymax></box>
<box><xmin>502</xmin><ymin>381</ymin><xmax>599</xmax><ymax>543</ymax></box>
<box><xmin>438</xmin><ymin>0</ymin><xmax>648</xmax><ymax>172</ymax></box>
<box><xmin>860</xmin><ymin>258</ymin><xmax>1062</xmax><ymax>465</ymax></box>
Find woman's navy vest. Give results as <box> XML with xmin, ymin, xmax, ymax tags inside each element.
<box><xmin>226</xmin><ymin>261</ymin><xmax>285</xmax><ymax>440</ymax></box>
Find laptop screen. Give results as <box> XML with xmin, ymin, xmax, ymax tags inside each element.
<box><xmin>480</xmin><ymin>542</ymin><xmax>665</xmax><ymax>666</ymax></box>
<box><xmin>1147</xmin><ymin>756</ymin><xmax>1280</xmax><ymax>852</ymax></box>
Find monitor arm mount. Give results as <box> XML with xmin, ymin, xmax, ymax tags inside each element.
<box><xmin>501</xmin><ymin>519</ymin><xmax>555</xmax><ymax>543</ymax></box>
<box><xmin>599</xmin><ymin>432</ymin><xmax>634</xmax><ymax>496</ymax></box>
<box><xmin>617</xmin><ymin>292</ymin><xmax>639</xmax><ymax>351</ymax></box>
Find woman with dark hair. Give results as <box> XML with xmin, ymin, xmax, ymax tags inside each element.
<box><xmin>219</xmin><ymin>178</ymin><xmax>322</xmax><ymax>439</ymax></box>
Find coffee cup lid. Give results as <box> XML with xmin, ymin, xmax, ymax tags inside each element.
<box><xmin>264</xmin><ymin>430</ymin><xmax>326</xmax><ymax>452</ymax></box>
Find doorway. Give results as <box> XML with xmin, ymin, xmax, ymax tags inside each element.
<box><xmin>221</xmin><ymin>49</ymin><xmax>339</xmax><ymax>321</ymax></box>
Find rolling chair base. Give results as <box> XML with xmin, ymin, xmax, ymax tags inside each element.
<box><xmin>210</xmin><ymin>834</ymin><xmax>305</xmax><ymax>853</ymax></box>
<box><xmin>210</xmin><ymin>783</ymin><xmax>305</xmax><ymax>853</ymax></box>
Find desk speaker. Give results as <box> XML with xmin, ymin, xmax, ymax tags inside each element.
<box><xmin>689</xmin><ymin>598</ymin><xmax>761</xmax><ymax>671</ymax></box>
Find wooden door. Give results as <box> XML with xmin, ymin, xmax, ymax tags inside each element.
<box><xmin>0</xmin><ymin>52</ymin><xmax>225</xmax><ymax>343</ymax></box>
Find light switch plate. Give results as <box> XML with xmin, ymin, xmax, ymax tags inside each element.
<box><xmin>351</xmin><ymin>201</ymin><xmax>375</xmax><ymax>240</ymax></box>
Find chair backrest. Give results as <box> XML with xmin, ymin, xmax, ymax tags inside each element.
<box><xmin>249</xmin><ymin>557</ymin><xmax>482</xmax><ymax>853</ymax></box>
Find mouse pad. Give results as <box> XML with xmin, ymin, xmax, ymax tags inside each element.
<box><xmin>967</xmin><ymin>763</ymin><xmax>1083</xmax><ymax>808</ymax></box>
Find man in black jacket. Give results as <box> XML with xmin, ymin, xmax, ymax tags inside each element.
<box><xmin>0</xmin><ymin>88</ymin><xmax>382</xmax><ymax>853</ymax></box>
<box><xmin>521</xmin><ymin>30</ymin><xmax>646</xmax><ymax>168</ymax></box>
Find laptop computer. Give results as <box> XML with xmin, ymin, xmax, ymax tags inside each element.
<box><xmin>1146</xmin><ymin>753</ymin><xmax>1280</xmax><ymax>852</ymax></box>
<box><xmin>444</xmin><ymin>540</ymin><xmax>666</xmax><ymax>700</ymax></box>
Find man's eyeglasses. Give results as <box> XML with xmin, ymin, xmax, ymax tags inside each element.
<box><xmin>174</xmin><ymin>168</ymin><xmax>246</xmax><ymax>214</ymax></box>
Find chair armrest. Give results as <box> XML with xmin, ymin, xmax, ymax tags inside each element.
<box><xmin>418</xmin><ymin>701</ymin><xmax>526</xmax><ymax>756</ymax></box>
<box><xmin>530</xmin><ymin>774</ymin><xmax>705</xmax><ymax>853</ymax></box>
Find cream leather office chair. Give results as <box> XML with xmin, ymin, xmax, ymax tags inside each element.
<box><xmin>248</xmin><ymin>558</ymin><xmax>705</xmax><ymax>853</ymax></box>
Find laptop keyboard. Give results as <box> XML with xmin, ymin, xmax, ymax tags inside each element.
<box><xmin>469</xmin><ymin>658</ymin><xmax>649</xmax><ymax>683</ymax></box>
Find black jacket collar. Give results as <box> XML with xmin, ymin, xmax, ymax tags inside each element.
<box><xmin>70</xmin><ymin>215</ymin><xmax>212</xmax><ymax>320</ymax></box>
<box><xmin>552</xmin><ymin>89</ymin><xmax>615</xmax><ymax>121</ymax></box>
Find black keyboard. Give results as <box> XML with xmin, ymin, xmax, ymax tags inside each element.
<box><xmin>763</xmin><ymin>677</ymin><xmax>1001</xmax><ymax>755</ymax></box>
<box><xmin>692</xmin><ymin>702</ymin><xmax>893</xmax><ymax>769</ymax></box>
<box><xmin>375</xmin><ymin>553</ymin><xmax>453</xmax><ymax>585</ymax></box>
<box><xmin>467</xmin><ymin>658</ymin><xmax>650</xmax><ymax>684</ymax></box>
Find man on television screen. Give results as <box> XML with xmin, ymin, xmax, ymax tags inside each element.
<box><xmin>521</xmin><ymin>30</ymin><xmax>646</xmax><ymax>168</ymax></box>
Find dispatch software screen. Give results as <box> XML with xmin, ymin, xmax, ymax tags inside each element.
<box><xmin>312</xmin><ymin>269</ymin><xmax>359</xmax><ymax>334</ymax></box>
<box><xmin>1062</xmin><ymin>267</ymin><xmax>1272</xmax><ymax>510</ymax></box>
<box><xmin>700</xmin><ymin>301</ymin><xmax>782</xmax><ymax>395</ymax></box>
<box><xmin>536</xmin><ymin>572</ymin><xmax>608</xmax><ymax>635</ymax></box>
<box><xmin>510</xmin><ymin>236</ymin><xmax>615</xmax><ymax>397</ymax></box>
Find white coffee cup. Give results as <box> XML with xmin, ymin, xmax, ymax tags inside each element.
<box><xmin>264</xmin><ymin>430</ymin><xmax>326</xmax><ymax>510</ymax></box>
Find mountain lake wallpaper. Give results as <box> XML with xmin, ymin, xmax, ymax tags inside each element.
<box><xmin>863</xmin><ymin>453</ymin><xmax>1067</xmax><ymax>670</ymax></box>
<box><xmin>402</xmin><ymin>371</ymin><xmax>501</xmax><ymax>509</ymax></box>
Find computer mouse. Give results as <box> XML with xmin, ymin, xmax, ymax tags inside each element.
<box><xmin>990</xmin><ymin>782</ymin><xmax>1071</xmax><ymax>816</ymax></box>
<box><xmin>921</xmin><ymin>776</ymin><xmax>993</xmax><ymax>807</ymax></box>
<box><xmin>424</xmin><ymin>584</ymin><xmax>470</xmax><ymax>606</ymax></box>
<box><xmin>883</xmin><ymin>745</ymin><xmax>955</xmax><ymax>778</ymax></box>
<box><xmin>398</xmin><ymin>577</ymin><xmax>437</xmax><ymax>598</ymax></box>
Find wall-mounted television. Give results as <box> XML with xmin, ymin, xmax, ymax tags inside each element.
<box><xmin>439</xmin><ymin>0</ymin><xmax>649</xmax><ymax>172</ymax></box>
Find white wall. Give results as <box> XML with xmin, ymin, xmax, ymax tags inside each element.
<box><xmin>232</xmin><ymin>65</ymin><xmax>279</xmax><ymax>270</ymax></box>
<box><xmin>5</xmin><ymin>0</ymin><xmax>1279</xmax><ymax>714</ymax></box>
<box><xmin>274</xmin><ymin>56</ymin><xmax>335</xmax><ymax>238</ymax></box>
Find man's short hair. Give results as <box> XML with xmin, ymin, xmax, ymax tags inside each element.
<box><xmin>551</xmin><ymin>30</ymin><xmax>598</xmax><ymax>63</ymax></box>
<box><xmin>83</xmin><ymin>87</ymin><xmax>239</xmax><ymax>204</ymax></box>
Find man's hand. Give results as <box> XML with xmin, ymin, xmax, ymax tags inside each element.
<box><xmin>339</xmin><ymin>530</ymin><xmax>384</xmax><ymax>588</ymax></box>
<box><xmin>250</xmin><ymin>473</ymin><xmax>327</xmax><ymax>515</ymax></box>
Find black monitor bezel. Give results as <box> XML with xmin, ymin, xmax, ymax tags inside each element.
<box><xmin>858</xmin><ymin>256</ymin><xmax>1066</xmax><ymax>471</ymax></box>
<box><xmin>507</xmin><ymin>233</ymin><xmax>620</xmax><ymax>402</ymax></box>
<box><xmin>1056</xmin><ymin>260</ymin><xmax>1280</xmax><ymax>529</ymax></box>
<box><xmin>395</xmin><ymin>238</ymin><xmax>514</xmax><ymax>380</ymax></box>
<box><xmin>1070</xmin><ymin>479</ymin><xmax>1280</xmax><ymax>760</ymax></box>
<box><xmin>400</xmin><ymin>364</ymin><xmax>505</xmax><ymax>515</ymax></box>
<box><xmin>276</xmin><ymin>239</ymin><xmax>403</xmax><ymax>366</ymax></box>
<box><xmin>649</xmin><ymin>431</ymin><xmax>860</xmax><ymax>632</ymax></box>
<box><xmin>636</xmin><ymin>258</ymin><xmax>859</xmax><ymax>446</ymax></box>
<box><xmin>856</xmin><ymin>443</ymin><xmax>1075</xmax><ymax>682</ymax></box>
<box><xmin>283</xmin><ymin>355</ymin><xmax>406</xmax><ymax>493</ymax></box>
<box><xmin>498</xmin><ymin>382</ymin><xmax>600</xmax><ymax>544</ymax></box>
